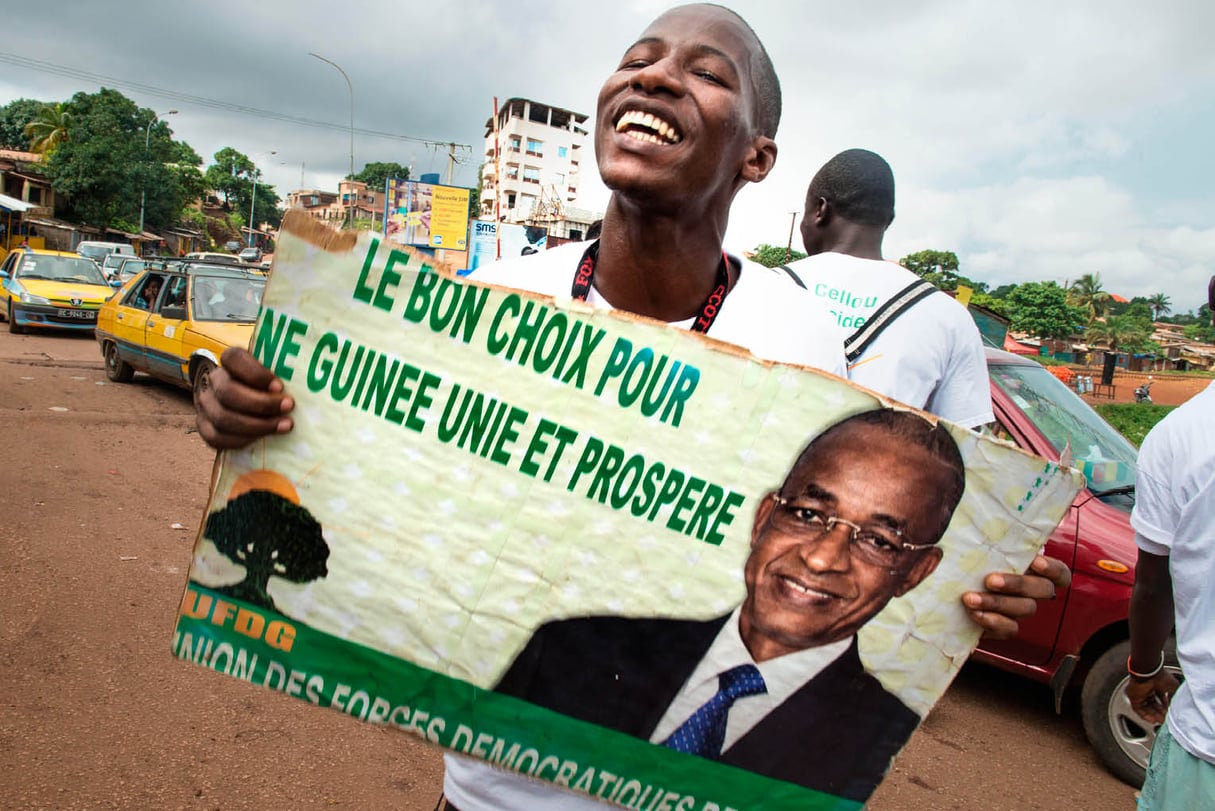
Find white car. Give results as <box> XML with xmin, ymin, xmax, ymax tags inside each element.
<box><xmin>77</xmin><ymin>241</ymin><xmax>135</xmax><ymax>265</ymax></box>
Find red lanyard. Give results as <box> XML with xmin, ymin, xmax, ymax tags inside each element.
<box><xmin>570</xmin><ymin>241</ymin><xmax>732</xmax><ymax>333</ymax></box>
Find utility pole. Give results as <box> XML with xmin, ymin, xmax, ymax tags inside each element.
<box><xmin>249</xmin><ymin>151</ymin><xmax>277</xmax><ymax>247</ymax></box>
<box><xmin>785</xmin><ymin>211</ymin><xmax>798</xmax><ymax>262</ymax></box>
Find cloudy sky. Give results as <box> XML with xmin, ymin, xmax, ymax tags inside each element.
<box><xmin>3</xmin><ymin>0</ymin><xmax>1213</xmax><ymax>312</ymax></box>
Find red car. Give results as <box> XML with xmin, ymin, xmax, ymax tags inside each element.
<box><xmin>974</xmin><ymin>347</ymin><xmax>1177</xmax><ymax>786</ymax></box>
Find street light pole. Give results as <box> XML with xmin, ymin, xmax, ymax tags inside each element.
<box><xmin>138</xmin><ymin>109</ymin><xmax>177</xmax><ymax>237</ymax></box>
<box><xmin>309</xmin><ymin>52</ymin><xmax>354</xmax><ymax>229</ymax></box>
<box><xmin>248</xmin><ymin>151</ymin><xmax>277</xmax><ymax>248</ymax></box>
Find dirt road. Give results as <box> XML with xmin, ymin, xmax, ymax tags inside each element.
<box><xmin>0</xmin><ymin>330</ymin><xmax>1136</xmax><ymax>810</ymax></box>
<box><xmin>1081</xmin><ymin>369</ymin><xmax>1209</xmax><ymax>406</ymax></box>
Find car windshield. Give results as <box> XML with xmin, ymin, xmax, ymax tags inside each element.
<box><xmin>191</xmin><ymin>275</ymin><xmax>266</xmax><ymax>322</ymax></box>
<box><xmin>118</xmin><ymin>260</ymin><xmax>147</xmax><ymax>280</ymax></box>
<box><xmin>77</xmin><ymin>246</ymin><xmax>109</xmax><ymax>262</ymax></box>
<box><xmin>17</xmin><ymin>254</ymin><xmax>109</xmax><ymax>286</ymax></box>
<box><xmin>990</xmin><ymin>361</ymin><xmax>1137</xmax><ymax>503</ymax></box>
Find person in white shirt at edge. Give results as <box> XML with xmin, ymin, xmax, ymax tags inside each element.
<box><xmin>1124</xmin><ymin>275</ymin><xmax>1215</xmax><ymax>811</ymax></box>
<box><xmin>195</xmin><ymin>5</ymin><xmax>1070</xmax><ymax>809</ymax></box>
<box><xmin>785</xmin><ymin>148</ymin><xmax>994</xmax><ymax>429</ymax></box>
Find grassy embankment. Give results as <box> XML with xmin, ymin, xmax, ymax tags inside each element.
<box><xmin>1094</xmin><ymin>404</ymin><xmax>1176</xmax><ymax>446</ymax></box>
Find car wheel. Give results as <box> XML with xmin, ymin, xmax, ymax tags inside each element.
<box><xmin>192</xmin><ymin>359</ymin><xmax>217</xmax><ymax>411</ymax></box>
<box><xmin>8</xmin><ymin>300</ymin><xmax>25</xmax><ymax>334</ymax></box>
<box><xmin>103</xmin><ymin>341</ymin><xmax>135</xmax><ymax>383</ymax></box>
<box><xmin>1081</xmin><ymin>639</ymin><xmax>1181</xmax><ymax>786</ymax></box>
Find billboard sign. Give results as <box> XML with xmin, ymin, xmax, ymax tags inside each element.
<box><xmin>385</xmin><ymin>178</ymin><xmax>471</xmax><ymax>251</ymax></box>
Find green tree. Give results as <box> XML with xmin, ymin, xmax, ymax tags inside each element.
<box><xmin>204</xmin><ymin>147</ymin><xmax>256</xmax><ymax>209</ymax></box>
<box><xmin>469</xmin><ymin>163</ymin><xmax>484</xmax><ymax>219</ymax></box>
<box><xmin>347</xmin><ymin>161</ymin><xmax>410</xmax><ymax>190</ymax></box>
<box><xmin>1004</xmin><ymin>281</ymin><xmax>1084</xmax><ymax>339</ymax></box>
<box><xmin>1068</xmin><ymin>273</ymin><xmax>1112</xmax><ymax>322</ymax></box>
<box><xmin>1182</xmin><ymin>322</ymin><xmax>1215</xmax><ymax>343</ymax></box>
<box><xmin>201</xmin><ymin>148</ymin><xmax>281</xmax><ymax>231</ymax></box>
<box><xmin>749</xmin><ymin>243</ymin><xmax>807</xmax><ymax>268</ymax></box>
<box><xmin>248</xmin><ymin>175</ymin><xmax>283</xmax><ymax>231</ymax></box>
<box><xmin>988</xmin><ymin>283</ymin><xmax>1019</xmax><ymax>299</ymax></box>
<box><xmin>968</xmin><ymin>291</ymin><xmax>1009</xmax><ymax>317</ymax></box>
<box><xmin>899</xmin><ymin>249</ymin><xmax>961</xmax><ymax>289</ymax></box>
<box><xmin>169</xmin><ymin>141</ymin><xmax>208</xmax><ymax>209</ymax></box>
<box><xmin>1147</xmin><ymin>293</ymin><xmax>1172</xmax><ymax>320</ymax></box>
<box><xmin>23</xmin><ymin>102</ymin><xmax>73</xmax><ymax>157</ymax></box>
<box><xmin>0</xmin><ymin>98</ymin><xmax>46</xmax><ymax>151</ymax></box>
<box><xmin>44</xmin><ymin>89</ymin><xmax>199</xmax><ymax>231</ymax></box>
<box><xmin>1086</xmin><ymin>315</ymin><xmax>1152</xmax><ymax>354</ymax></box>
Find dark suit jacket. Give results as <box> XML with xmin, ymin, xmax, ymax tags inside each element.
<box><xmin>495</xmin><ymin>614</ymin><xmax>920</xmax><ymax>803</ymax></box>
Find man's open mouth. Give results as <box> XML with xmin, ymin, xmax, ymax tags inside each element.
<box><xmin>615</xmin><ymin>110</ymin><xmax>682</xmax><ymax>145</ymax></box>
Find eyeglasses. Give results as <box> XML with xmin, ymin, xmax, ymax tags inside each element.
<box><xmin>768</xmin><ymin>495</ymin><xmax>935</xmax><ymax>568</ymax></box>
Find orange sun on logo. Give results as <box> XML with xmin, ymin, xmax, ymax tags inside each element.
<box><xmin>228</xmin><ymin>469</ymin><xmax>301</xmax><ymax>505</ymax></box>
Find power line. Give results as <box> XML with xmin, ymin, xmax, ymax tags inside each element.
<box><xmin>0</xmin><ymin>51</ymin><xmax>472</xmax><ymax>153</ymax></box>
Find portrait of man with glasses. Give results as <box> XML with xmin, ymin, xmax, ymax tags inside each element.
<box><xmin>493</xmin><ymin>408</ymin><xmax>964</xmax><ymax>803</ymax></box>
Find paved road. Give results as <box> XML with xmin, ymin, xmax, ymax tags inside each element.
<box><xmin>0</xmin><ymin>329</ymin><xmax>1136</xmax><ymax>810</ymax></box>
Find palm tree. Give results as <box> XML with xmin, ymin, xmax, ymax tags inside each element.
<box><xmin>1086</xmin><ymin>315</ymin><xmax>1150</xmax><ymax>354</ymax></box>
<box><xmin>1068</xmin><ymin>273</ymin><xmax>1112</xmax><ymax>323</ymax></box>
<box><xmin>23</xmin><ymin>102</ymin><xmax>72</xmax><ymax>157</ymax></box>
<box><xmin>1147</xmin><ymin>293</ymin><xmax>1172</xmax><ymax>321</ymax></box>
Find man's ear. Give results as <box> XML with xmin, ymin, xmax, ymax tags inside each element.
<box><xmin>894</xmin><ymin>546</ymin><xmax>943</xmax><ymax>597</ymax></box>
<box><xmin>811</xmin><ymin>195</ymin><xmax>831</xmax><ymax>227</ymax></box>
<box><xmin>752</xmin><ymin>491</ymin><xmax>777</xmax><ymax>548</ymax></box>
<box><xmin>740</xmin><ymin>136</ymin><xmax>778</xmax><ymax>184</ymax></box>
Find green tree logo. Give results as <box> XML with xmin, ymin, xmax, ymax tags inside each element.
<box><xmin>204</xmin><ymin>490</ymin><xmax>330</xmax><ymax>612</ymax></box>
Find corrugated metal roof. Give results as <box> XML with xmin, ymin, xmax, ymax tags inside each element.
<box><xmin>0</xmin><ymin>192</ymin><xmax>34</xmax><ymax>212</ymax></box>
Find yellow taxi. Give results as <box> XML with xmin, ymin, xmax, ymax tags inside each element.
<box><xmin>95</xmin><ymin>262</ymin><xmax>265</xmax><ymax>406</ymax></box>
<box><xmin>0</xmin><ymin>248</ymin><xmax>115</xmax><ymax>333</ymax></box>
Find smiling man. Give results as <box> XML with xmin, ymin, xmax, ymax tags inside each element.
<box><xmin>495</xmin><ymin>409</ymin><xmax>961</xmax><ymax>803</ymax></box>
<box><xmin>195</xmin><ymin>4</ymin><xmax>1066</xmax><ymax>809</ymax></box>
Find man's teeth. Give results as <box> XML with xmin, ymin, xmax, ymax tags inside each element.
<box><xmin>615</xmin><ymin>110</ymin><xmax>681</xmax><ymax>143</ymax></box>
<box><xmin>784</xmin><ymin>578</ymin><xmax>831</xmax><ymax>598</ymax></box>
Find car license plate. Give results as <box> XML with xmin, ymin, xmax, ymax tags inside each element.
<box><xmin>58</xmin><ymin>309</ymin><xmax>96</xmax><ymax>320</ymax></box>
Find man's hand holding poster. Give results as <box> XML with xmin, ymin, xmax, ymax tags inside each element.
<box><xmin>175</xmin><ymin>212</ymin><xmax>1083</xmax><ymax>810</ymax></box>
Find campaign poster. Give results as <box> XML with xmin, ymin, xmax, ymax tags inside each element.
<box><xmin>174</xmin><ymin>211</ymin><xmax>1083</xmax><ymax>811</ymax></box>
<box><xmin>385</xmin><ymin>179</ymin><xmax>470</xmax><ymax>251</ymax></box>
<box><xmin>467</xmin><ymin>219</ymin><xmax>549</xmax><ymax>273</ymax></box>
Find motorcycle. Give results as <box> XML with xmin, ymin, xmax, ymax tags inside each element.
<box><xmin>1134</xmin><ymin>378</ymin><xmax>1153</xmax><ymax>403</ymax></box>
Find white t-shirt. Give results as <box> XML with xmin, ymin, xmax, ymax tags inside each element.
<box><xmin>1131</xmin><ymin>380</ymin><xmax>1215</xmax><ymax>764</ymax></box>
<box><xmin>784</xmin><ymin>253</ymin><xmax>993</xmax><ymax>428</ymax></box>
<box><xmin>444</xmin><ymin>242</ymin><xmax>849</xmax><ymax>811</ymax></box>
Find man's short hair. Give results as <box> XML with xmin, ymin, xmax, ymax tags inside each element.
<box><xmin>784</xmin><ymin>409</ymin><xmax>965</xmax><ymax>543</ymax></box>
<box><xmin>707</xmin><ymin>4</ymin><xmax>781</xmax><ymax>138</ymax></box>
<box><xmin>807</xmin><ymin>148</ymin><xmax>895</xmax><ymax>228</ymax></box>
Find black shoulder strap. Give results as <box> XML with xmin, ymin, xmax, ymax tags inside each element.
<box><xmin>777</xmin><ymin>264</ymin><xmax>808</xmax><ymax>289</ymax></box>
<box><xmin>844</xmin><ymin>279</ymin><xmax>940</xmax><ymax>363</ymax></box>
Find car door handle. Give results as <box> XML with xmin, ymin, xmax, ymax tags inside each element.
<box><xmin>148</xmin><ymin>320</ymin><xmax>157</xmax><ymax>328</ymax></box>
<box><xmin>116</xmin><ymin>313</ymin><xmax>124</xmax><ymax>320</ymax></box>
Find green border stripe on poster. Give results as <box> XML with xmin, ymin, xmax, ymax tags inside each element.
<box><xmin>173</xmin><ymin>584</ymin><xmax>861</xmax><ymax>811</ymax></box>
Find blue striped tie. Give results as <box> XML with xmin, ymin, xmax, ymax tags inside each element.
<box><xmin>662</xmin><ymin>664</ymin><xmax>767</xmax><ymax>757</ymax></box>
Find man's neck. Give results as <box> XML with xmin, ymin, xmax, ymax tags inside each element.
<box><xmin>590</xmin><ymin>198</ymin><xmax>732</xmax><ymax>323</ymax></box>
<box><xmin>815</xmin><ymin>223</ymin><xmax>884</xmax><ymax>262</ymax></box>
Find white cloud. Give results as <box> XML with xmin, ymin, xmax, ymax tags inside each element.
<box><xmin>887</xmin><ymin>176</ymin><xmax>1215</xmax><ymax>311</ymax></box>
<box><xmin>2</xmin><ymin>0</ymin><xmax>1212</xmax><ymax>313</ymax></box>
